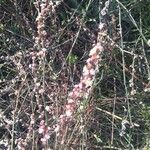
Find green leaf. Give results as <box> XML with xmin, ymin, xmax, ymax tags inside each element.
<box><xmin>68</xmin><ymin>54</ymin><xmax>78</xmax><ymax>65</ymax></box>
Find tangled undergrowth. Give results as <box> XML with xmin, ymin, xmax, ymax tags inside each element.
<box><xmin>0</xmin><ymin>0</ymin><xmax>150</xmax><ymax>149</ymax></box>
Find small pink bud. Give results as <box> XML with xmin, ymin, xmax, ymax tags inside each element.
<box><xmin>44</xmin><ymin>133</ymin><xmax>50</xmax><ymax>140</ymax></box>
<box><xmin>66</xmin><ymin>110</ymin><xmax>73</xmax><ymax>117</ymax></box>
<box><xmin>66</xmin><ymin>104</ymin><xmax>71</xmax><ymax>110</ymax></box>
<box><xmin>74</xmin><ymin>84</ymin><xmax>79</xmax><ymax>88</ymax></box>
<box><xmin>39</xmin><ymin>89</ymin><xmax>44</xmax><ymax>94</ymax></box>
<box><xmin>37</xmin><ymin>51</ymin><xmax>45</xmax><ymax>57</ymax></box>
<box><xmin>89</xmin><ymin>69</ymin><xmax>95</xmax><ymax>75</ymax></box>
<box><xmin>29</xmin><ymin>64</ymin><xmax>32</xmax><ymax>68</ymax></box>
<box><xmin>30</xmin><ymin>120</ymin><xmax>35</xmax><ymax>125</ymax></box>
<box><xmin>54</xmin><ymin>125</ymin><xmax>60</xmax><ymax>132</ymax></box>
<box><xmin>40</xmin><ymin>120</ymin><xmax>45</xmax><ymax>125</ymax></box>
<box><xmin>78</xmin><ymin>82</ymin><xmax>83</xmax><ymax>89</ymax></box>
<box><xmin>99</xmin><ymin>23</ymin><xmax>105</xmax><ymax>30</ymax></box>
<box><xmin>68</xmin><ymin>92</ymin><xmax>73</xmax><ymax>98</ymax></box>
<box><xmin>35</xmin><ymin>82</ymin><xmax>40</xmax><ymax>87</ymax></box>
<box><xmin>89</xmin><ymin>47</ymin><xmax>98</xmax><ymax>56</ymax></box>
<box><xmin>32</xmin><ymin>56</ymin><xmax>36</xmax><ymax>60</ymax></box>
<box><xmin>83</xmin><ymin>66</ymin><xmax>89</xmax><ymax>76</ymax></box>
<box><xmin>45</xmin><ymin>106</ymin><xmax>50</xmax><ymax>111</ymax></box>
<box><xmin>41</xmin><ymin>137</ymin><xmax>47</xmax><ymax>143</ymax></box>
<box><xmin>67</xmin><ymin>99</ymin><xmax>74</xmax><ymax>103</ymax></box>
<box><xmin>42</xmin><ymin>48</ymin><xmax>47</xmax><ymax>52</ymax></box>
<box><xmin>39</xmin><ymin>127</ymin><xmax>44</xmax><ymax>134</ymax></box>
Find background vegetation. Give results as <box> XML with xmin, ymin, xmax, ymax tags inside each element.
<box><xmin>0</xmin><ymin>0</ymin><xmax>150</xmax><ymax>149</ymax></box>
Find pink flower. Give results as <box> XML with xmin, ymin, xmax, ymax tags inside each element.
<box><xmin>89</xmin><ymin>46</ymin><xmax>98</xmax><ymax>56</ymax></box>
<box><xmin>39</xmin><ymin>127</ymin><xmax>44</xmax><ymax>134</ymax></box>
<box><xmin>78</xmin><ymin>82</ymin><xmax>83</xmax><ymax>89</ymax></box>
<box><xmin>55</xmin><ymin>41</ymin><xmax>104</xmax><ymax>135</ymax></box>
<box><xmin>68</xmin><ymin>92</ymin><xmax>74</xmax><ymax>98</ymax></box>
<box><xmin>37</xmin><ymin>50</ymin><xmax>46</xmax><ymax>57</ymax></box>
<box><xmin>45</xmin><ymin>106</ymin><xmax>50</xmax><ymax>111</ymax></box>
<box><xmin>35</xmin><ymin>82</ymin><xmax>40</xmax><ymax>87</ymax></box>
<box><xmin>40</xmin><ymin>120</ymin><xmax>45</xmax><ymax>125</ymax></box>
<box><xmin>41</xmin><ymin>138</ymin><xmax>47</xmax><ymax>144</ymax></box>
<box><xmin>67</xmin><ymin>99</ymin><xmax>74</xmax><ymax>103</ymax></box>
<box><xmin>66</xmin><ymin>104</ymin><xmax>72</xmax><ymax>110</ymax></box>
<box><xmin>44</xmin><ymin>133</ymin><xmax>50</xmax><ymax>140</ymax></box>
<box><xmin>83</xmin><ymin>66</ymin><xmax>90</xmax><ymax>76</ymax></box>
<box><xmin>66</xmin><ymin>110</ymin><xmax>73</xmax><ymax>117</ymax></box>
<box><xmin>30</xmin><ymin>120</ymin><xmax>35</xmax><ymax>125</ymax></box>
<box><xmin>54</xmin><ymin>124</ymin><xmax>60</xmax><ymax>132</ymax></box>
<box><xmin>99</xmin><ymin>23</ymin><xmax>105</xmax><ymax>30</ymax></box>
<box><xmin>39</xmin><ymin>88</ymin><xmax>44</xmax><ymax>94</ymax></box>
<box><xmin>89</xmin><ymin>68</ymin><xmax>95</xmax><ymax>76</ymax></box>
<box><xmin>42</xmin><ymin>48</ymin><xmax>47</xmax><ymax>52</ymax></box>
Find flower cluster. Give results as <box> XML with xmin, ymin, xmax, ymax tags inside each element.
<box><xmin>55</xmin><ymin>42</ymin><xmax>104</xmax><ymax>134</ymax></box>
<box><xmin>38</xmin><ymin>120</ymin><xmax>51</xmax><ymax>144</ymax></box>
<box><xmin>66</xmin><ymin>43</ymin><xmax>103</xmax><ymax>116</ymax></box>
<box><xmin>16</xmin><ymin>1</ymin><xmax>55</xmax><ymax>148</ymax></box>
<box><xmin>53</xmin><ymin>0</ymin><xmax>111</xmax><ymax>135</ymax></box>
<box><xmin>34</xmin><ymin>0</ymin><xmax>52</xmax><ymax>48</ymax></box>
<box><xmin>100</xmin><ymin>0</ymin><xmax>111</xmax><ymax>16</ymax></box>
<box><xmin>29</xmin><ymin>48</ymin><xmax>46</xmax><ymax>73</ymax></box>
